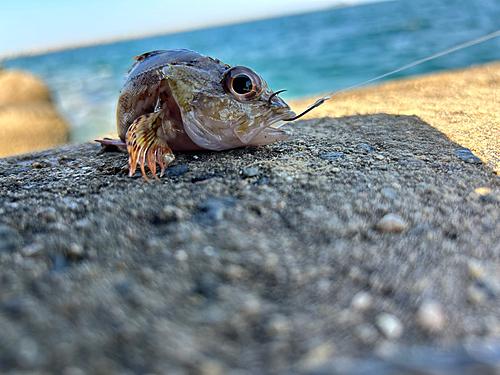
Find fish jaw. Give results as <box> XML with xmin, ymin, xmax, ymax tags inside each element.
<box><xmin>232</xmin><ymin>108</ymin><xmax>295</xmax><ymax>144</ymax></box>
<box><xmin>244</xmin><ymin>126</ymin><xmax>292</xmax><ymax>146</ymax></box>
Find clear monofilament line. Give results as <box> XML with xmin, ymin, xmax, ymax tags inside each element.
<box><xmin>284</xmin><ymin>29</ymin><xmax>500</xmax><ymax>121</ymax></box>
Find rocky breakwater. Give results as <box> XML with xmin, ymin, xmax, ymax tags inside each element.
<box><xmin>0</xmin><ymin>66</ymin><xmax>69</xmax><ymax>157</ymax></box>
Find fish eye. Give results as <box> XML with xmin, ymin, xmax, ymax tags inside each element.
<box><xmin>232</xmin><ymin>75</ymin><xmax>253</xmax><ymax>94</ymax></box>
<box><xmin>222</xmin><ymin>66</ymin><xmax>263</xmax><ymax>101</ymax></box>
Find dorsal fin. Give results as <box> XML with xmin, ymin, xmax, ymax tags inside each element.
<box><xmin>133</xmin><ymin>50</ymin><xmax>166</xmax><ymax>62</ymax></box>
<box><xmin>128</xmin><ymin>50</ymin><xmax>168</xmax><ymax>72</ymax></box>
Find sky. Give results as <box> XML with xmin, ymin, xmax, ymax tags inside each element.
<box><xmin>0</xmin><ymin>0</ymin><xmax>384</xmax><ymax>58</ymax></box>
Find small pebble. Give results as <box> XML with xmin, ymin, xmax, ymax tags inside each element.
<box><xmin>416</xmin><ymin>300</ymin><xmax>446</xmax><ymax>333</ymax></box>
<box><xmin>375</xmin><ymin>213</ymin><xmax>407</xmax><ymax>233</ymax></box>
<box><xmin>456</xmin><ymin>147</ymin><xmax>482</xmax><ymax>163</ymax></box>
<box><xmin>203</xmin><ymin>246</ymin><xmax>217</xmax><ymax>257</ymax></box>
<box><xmin>67</xmin><ymin>243</ymin><xmax>84</xmax><ymax>259</ymax></box>
<box><xmin>174</xmin><ymin>250</ymin><xmax>188</xmax><ymax>262</ymax></box>
<box><xmin>351</xmin><ymin>291</ymin><xmax>374</xmax><ymax>311</ymax></box>
<box><xmin>467</xmin><ymin>260</ymin><xmax>486</xmax><ymax>280</ymax></box>
<box><xmin>376</xmin><ymin>313</ymin><xmax>403</xmax><ymax>340</ymax></box>
<box><xmin>299</xmin><ymin>342</ymin><xmax>336</xmax><ymax>370</ymax></box>
<box><xmin>474</xmin><ymin>187</ymin><xmax>491</xmax><ymax>195</ymax></box>
<box><xmin>242</xmin><ymin>167</ymin><xmax>260</xmax><ymax>178</ymax></box>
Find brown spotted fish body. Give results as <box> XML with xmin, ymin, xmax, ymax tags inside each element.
<box><xmin>115</xmin><ymin>49</ymin><xmax>295</xmax><ymax>181</ymax></box>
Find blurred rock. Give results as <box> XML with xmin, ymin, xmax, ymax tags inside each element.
<box><xmin>376</xmin><ymin>313</ymin><xmax>404</xmax><ymax>340</ymax></box>
<box><xmin>351</xmin><ymin>291</ymin><xmax>374</xmax><ymax>312</ymax></box>
<box><xmin>416</xmin><ymin>300</ymin><xmax>447</xmax><ymax>334</ymax></box>
<box><xmin>0</xmin><ymin>70</ymin><xmax>69</xmax><ymax>157</ymax></box>
<box><xmin>376</xmin><ymin>213</ymin><xmax>407</xmax><ymax>233</ymax></box>
<box><xmin>0</xmin><ymin>70</ymin><xmax>51</xmax><ymax>104</ymax></box>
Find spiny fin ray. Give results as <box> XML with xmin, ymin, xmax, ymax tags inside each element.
<box><xmin>125</xmin><ymin>112</ymin><xmax>174</xmax><ymax>182</ymax></box>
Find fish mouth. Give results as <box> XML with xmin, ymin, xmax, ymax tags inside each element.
<box><xmin>265</xmin><ymin>90</ymin><xmax>295</xmax><ymax>125</ymax></box>
<box><xmin>232</xmin><ymin>108</ymin><xmax>295</xmax><ymax>145</ymax></box>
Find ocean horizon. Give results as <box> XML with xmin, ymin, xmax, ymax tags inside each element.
<box><xmin>3</xmin><ymin>0</ymin><xmax>500</xmax><ymax>142</ymax></box>
<box><xmin>0</xmin><ymin>1</ymin><xmax>389</xmax><ymax>61</ymax></box>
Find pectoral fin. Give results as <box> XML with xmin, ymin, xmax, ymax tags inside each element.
<box><xmin>126</xmin><ymin>112</ymin><xmax>174</xmax><ymax>182</ymax></box>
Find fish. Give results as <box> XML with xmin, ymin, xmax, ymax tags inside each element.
<box><xmin>97</xmin><ymin>31</ymin><xmax>500</xmax><ymax>182</ymax></box>
<box><xmin>98</xmin><ymin>49</ymin><xmax>296</xmax><ymax>181</ymax></box>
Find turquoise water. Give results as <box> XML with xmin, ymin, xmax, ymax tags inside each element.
<box><xmin>3</xmin><ymin>0</ymin><xmax>500</xmax><ymax>142</ymax></box>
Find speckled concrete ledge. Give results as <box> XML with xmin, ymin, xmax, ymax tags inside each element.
<box><xmin>0</xmin><ymin>65</ymin><xmax>500</xmax><ymax>374</ymax></box>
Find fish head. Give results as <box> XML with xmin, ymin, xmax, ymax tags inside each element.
<box><xmin>163</xmin><ymin>56</ymin><xmax>296</xmax><ymax>151</ymax></box>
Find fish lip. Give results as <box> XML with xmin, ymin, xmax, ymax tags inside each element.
<box><xmin>270</xmin><ymin>120</ymin><xmax>287</xmax><ymax>129</ymax></box>
<box><xmin>270</xmin><ymin>109</ymin><xmax>296</xmax><ymax>128</ymax></box>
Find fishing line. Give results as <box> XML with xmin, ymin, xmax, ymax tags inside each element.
<box><xmin>284</xmin><ymin>29</ymin><xmax>500</xmax><ymax>121</ymax></box>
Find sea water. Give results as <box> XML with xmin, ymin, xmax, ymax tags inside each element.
<box><xmin>3</xmin><ymin>0</ymin><xmax>500</xmax><ymax>142</ymax></box>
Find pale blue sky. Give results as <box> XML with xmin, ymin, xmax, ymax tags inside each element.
<box><xmin>0</xmin><ymin>0</ymin><xmax>384</xmax><ymax>57</ymax></box>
